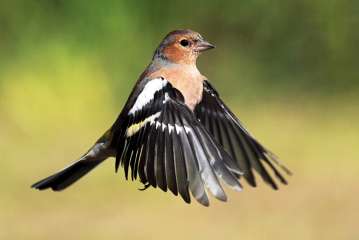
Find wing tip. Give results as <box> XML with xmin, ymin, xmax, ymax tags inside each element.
<box><xmin>197</xmin><ymin>195</ymin><xmax>210</xmax><ymax>207</ymax></box>
<box><xmin>211</xmin><ymin>188</ymin><xmax>227</xmax><ymax>202</ymax></box>
<box><xmin>231</xmin><ymin>184</ymin><xmax>243</xmax><ymax>192</ymax></box>
<box><xmin>264</xmin><ymin>151</ymin><xmax>292</xmax><ymax>176</ymax></box>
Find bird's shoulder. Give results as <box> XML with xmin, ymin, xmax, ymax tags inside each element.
<box><xmin>110</xmin><ymin>65</ymin><xmax>206</xmax><ymax>137</ymax></box>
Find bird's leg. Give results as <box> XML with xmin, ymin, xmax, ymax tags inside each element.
<box><xmin>138</xmin><ymin>183</ymin><xmax>151</xmax><ymax>191</ymax></box>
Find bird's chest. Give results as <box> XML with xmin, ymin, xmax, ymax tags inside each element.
<box><xmin>149</xmin><ymin>65</ymin><xmax>204</xmax><ymax>110</ymax></box>
<box><xmin>170</xmin><ymin>71</ymin><xmax>203</xmax><ymax>110</ymax></box>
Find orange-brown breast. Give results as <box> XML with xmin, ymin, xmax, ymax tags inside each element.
<box><xmin>148</xmin><ymin>64</ymin><xmax>205</xmax><ymax>110</ymax></box>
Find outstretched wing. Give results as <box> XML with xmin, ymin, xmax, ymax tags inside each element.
<box><xmin>194</xmin><ymin>80</ymin><xmax>291</xmax><ymax>190</ymax></box>
<box><xmin>110</xmin><ymin>77</ymin><xmax>242</xmax><ymax>206</ymax></box>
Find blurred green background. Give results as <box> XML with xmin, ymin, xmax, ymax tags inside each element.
<box><xmin>1</xmin><ymin>1</ymin><xmax>358</xmax><ymax>239</ymax></box>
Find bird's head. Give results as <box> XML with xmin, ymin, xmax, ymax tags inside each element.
<box><xmin>153</xmin><ymin>29</ymin><xmax>215</xmax><ymax>65</ymax></box>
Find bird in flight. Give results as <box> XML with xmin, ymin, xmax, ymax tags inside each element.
<box><xmin>32</xmin><ymin>29</ymin><xmax>291</xmax><ymax>206</ymax></box>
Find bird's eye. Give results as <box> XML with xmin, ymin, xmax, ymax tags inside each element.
<box><xmin>180</xmin><ymin>39</ymin><xmax>189</xmax><ymax>47</ymax></box>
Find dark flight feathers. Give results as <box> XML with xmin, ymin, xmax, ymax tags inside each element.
<box><xmin>112</xmin><ymin>78</ymin><xmax>243</xmax><ymax>206</ymax></box>
<box><xmin>194</xmin><ymin>80</ymin><xmax>291</xmax><ymax>190</ymax></box>
<box><xmin>32</xmin><ymin>77</ymin><xmax>290</xmax><ymax>206</ymax></box>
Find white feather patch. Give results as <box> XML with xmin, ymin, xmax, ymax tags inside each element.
<box><xmin>129</xmin><ymin>78</ymin><xmax>167</xmax><ymax>115</ymax></box>
<box><xmin>184</xmin><ymin>126</ymin><xmax>191</xmax><ymax>134</ymax></box>
<box><xmin>168</xmin><ymin>124</ymin><xmax>174</xmax><ymax>134</ymax></box>
<box><xmin>126</xmin><ymin>112</ymin><xmax>161</xmax><ymax>137</ymax></box>
<box><xmin>174</xmin><ymin>124</ymin><xmax>182</xmax><ymax>134</ymax></box>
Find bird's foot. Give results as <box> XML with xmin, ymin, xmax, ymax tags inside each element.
<box><xmin>138</xmin><ymin>183</ymin><xmax>151</xmax><ymax>191</ymax></box>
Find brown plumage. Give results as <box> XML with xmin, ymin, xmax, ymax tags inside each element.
<box><xmin>32</xmin><ymin>29</ymin><xmax>291</xmax><ymax>206</ymax></box>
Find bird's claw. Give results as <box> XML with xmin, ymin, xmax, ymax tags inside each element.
<box><xmin>138</xmin><ymin>183</ymin><xmax>151</xmax><ymax>191</ymax></box>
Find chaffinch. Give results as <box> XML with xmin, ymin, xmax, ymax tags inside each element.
<box><xmin>32</xmin><ymin>29</ymin><xmax>291</xmax><ymax>206</ymax></box>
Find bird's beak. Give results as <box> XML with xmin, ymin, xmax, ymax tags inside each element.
<box><xmin>195</xmin><ymin>39</ymin><xmax>215</xmax><ymax>52</ymax></box>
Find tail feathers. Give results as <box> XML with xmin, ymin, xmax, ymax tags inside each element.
<box><xmin>31</xmin><ymin>159</ymin><xmax>102</xmax><ymax>191</ymax></box>
<box><xmin>32</xmin><ymin>134</ymin><xmax>113</xmax><ymax>191</ymax></box>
